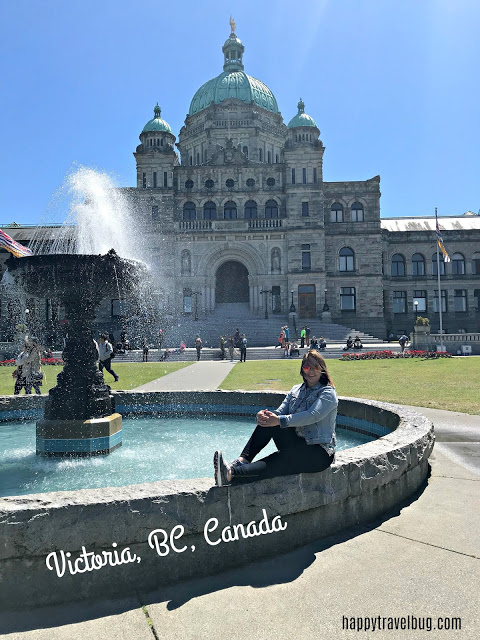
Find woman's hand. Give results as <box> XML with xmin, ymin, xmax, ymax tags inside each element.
<box><xmin>257</xmin><ymin>409</ymin><xmax>280</xmax><ymax>427</ymax></box>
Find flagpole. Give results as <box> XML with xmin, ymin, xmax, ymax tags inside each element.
<box><xmin>435</xmin><ymin>207</ymin><xmax>445</xmax><ymax>351</ymax></box>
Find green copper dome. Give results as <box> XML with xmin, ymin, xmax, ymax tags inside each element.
<box><xmin>188</xmin><ymin>26</ymin><xmax>279</xmax><ymax>116</ymax></box>
<box><xmin>287</xmin><ymin>99</ymin><xmax>318</xmax><ymax>129</ymax></box>
<box><xmin>142</xmin><ymin>104</ymin><xmax>173</xmax><ymax>134</ymax></box>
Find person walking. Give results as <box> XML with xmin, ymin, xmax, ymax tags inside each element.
<box><xmin>300</xmin><ymin>326</ymin><xmax>306</xmax><ymax>348</ymax></box>
<box><xmin>398</xmin><ymin>334</ymin><xmax>408</xmax><ymax>354</ymax></box>
<box><xmin>14</xmin><ymin>337</ymin><xmax>43</xmax><ymax>395</ymax></box>
<box><xmin>284</xmin><ymin>325</ymin><xmax>289</xmax><ymax>342</ymax></box>
<box><xmin>228</xmin><ymin>336</ymin><xmax>235</xmax><ymax>361</ymax></box>
<box><xmin>239</xmin><ymin>334</ymin><xmax>247</xmax><ymax>362</ymax></box>
<box><xmin>305</xmin><ymin>325</ymin><xmax>311</xmax><ymax>347</ymax></box>
<box><xmin>213</xmin><ymin>350</ymin><xmax>337</xmax><ymax>486</ymax></box>
<box><xmin>98</xmin><ymin>333</ymin><xmax>119</xmax><ymax>382</ymax></box>
<box><xmin>195</xmin><ymin>336</ymin><xmax>203</xmax><ymax>361</ymax></box>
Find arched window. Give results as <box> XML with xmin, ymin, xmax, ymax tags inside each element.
<box><xmin>259</xmin><ymin>148</ymin><xmax>263</xmax><ymax>162</ymax></box>
<box><xmin>265</xmin><ymin>199</ymin><xmax>278</xmax><ymax>219</ymax></box>
<box><xmin>432</xmin><ymin>253</ymin><xmax>446</xmax><ymax>276</ymax></box>
<box><xmin>391</xmin><ymin>254</ymin><xmax>406</xmax><ymax>277</ymax></box>
<box><xmin>244</xmin><ymin>200</ymin><xmax>257</xmax><ymax>219</ymax></box>
<box><xmin>183</xmin><ymin>202</ymin><xmax>196</xmax><ymax>220</ymax></box>
<box><xmin>412</xmin><ymin>253</ymin><xmax>425</xmax><ymax>276</ymax></box>
<box><xmin>189</xmin><ymin>156</ymin><xmax>193</xmax><ymax>166</ymax></box>
<box><xmin>339</xmin><ymin>247</ymin><xmax>355</xmax><ymax>272</ymax></box>
<box><xmin>181</xmin><ymin>250</ymin><xmax>191</xmax><ymax>276</ymax></box>
<box><xmin>224</xmin><ymin>200</ymin><xmax>237</xmax><ymax>219</ymax></box>
<box><xmin>161</xmin><ymin>138</ymin><xmax>164</xmax><ymax>146</ymax></box>
<box><xmin>203</xmin><ymin>201</ymin><xmax>217</xmax><ymax>220</ymax></box>
<box><xmin>330</xmin><ymin>203</ymin><xmax>344</xmax><ymax>223</ymax></box>
<box><xmin>452</xmin><ymin>253</ymin><xmax>465</xmax><ymax>275</ymax></box>
<box><xmin>242</xmin><ymin>146</ymin><xmax>248</xmax><ymax>158</ymax></box>
<box><xmin>351</xmin><ymin>202</ymin><xmax>364</xmax><ymax>222</ymax></box>
<box><xmin>271</xmin><ymin>248</ymin><xmax>281</xmax><ymax>274</ymax></box>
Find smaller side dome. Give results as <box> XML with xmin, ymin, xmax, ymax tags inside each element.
<box><xmin>142</xmin><ymin>103</ymin><xmax>173</xmax><ymax>134</ymax></box>
<box><xmin>287</xmin><ymin>98</ymin><xmax>318</xmax><ymax>129</ymax></box>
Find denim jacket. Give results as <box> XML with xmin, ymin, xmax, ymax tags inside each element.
<box><xmin>273</xmin><ymin>382</ymin><xmax>338</xmax><ymax>452</ymax></box>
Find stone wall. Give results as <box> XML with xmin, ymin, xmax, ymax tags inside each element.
<box><xmin>0</xmin><ymin>393</ymin><xmax>434</xmax><ymax>610</ymax></box>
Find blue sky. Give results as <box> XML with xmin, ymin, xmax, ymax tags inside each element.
<box><xmin>1</xmin><ymin>0</ymin><xmax>479</xmax><ymax>224</ymax></box>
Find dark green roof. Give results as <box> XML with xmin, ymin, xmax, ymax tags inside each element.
<box><xmin>287</xmin><ymin>98</ymin><xmax>318</xmax><ymax>129</ymax></box>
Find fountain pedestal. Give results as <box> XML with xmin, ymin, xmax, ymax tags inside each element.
<box><xmin>6</xmin><ymin>250</ymin><xmax>146</xmax><ymax>457</ymax></box>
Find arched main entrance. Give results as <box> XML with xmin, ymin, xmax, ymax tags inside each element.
<box><xmin>216</xmin><ymin>261</ymin><xmax>249</xmax><ymax>303</ymax></box>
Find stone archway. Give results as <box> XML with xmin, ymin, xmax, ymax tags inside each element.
<box><xmin>216</xmin><ymin>261</ymin><xmax>249</xmax><ymax>303</ymax></box>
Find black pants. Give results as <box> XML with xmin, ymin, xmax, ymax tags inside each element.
<box><xmin>99</xmin><ymin>357</ymin><xmax>117</xmax><ymax>380</ymax></box>
<box><xmin>240</xmin><ymin>347</ymin><xmax>246</xmax><ymax>362</ymax></box>
<box><xmin>236</xmin><ymin>424</ymin><xmax>333</xmax><ymax>481</ymax></box>
<box><xmin>300</xmin><ymin>337</ymin><xmax>305</xmax><ymax>348</ymax></box>
<box><xmin>196</xmin><ymin>348</ymin><xmax>201</xmax><ymax>361</ymax></box>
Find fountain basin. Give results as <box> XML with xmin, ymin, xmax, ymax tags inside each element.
<box><xmin>0</xmin><ymin>391</ymin><xmax>434</xmax><ymax>610</ymax></box>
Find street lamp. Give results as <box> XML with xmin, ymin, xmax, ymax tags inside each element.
<box><xmin>323</xmin><ymin>288</ymin><xmax>329</xmax><ymax>312</ymax></box>
<box><xmin>414</xmin><ymin>300</ymin><xmax>419</xmax><ymax>321</ymax></box>
<box><xmin>289</xmin><ymin>290</ymin><xmax>296</xmax><ymax>313</ymax></box>
<box><xmin>192</xmin><ymin>291</ymin><xmax>202</xmax><ymax>321</ymax></box>
<box><xmin>260</xmin><ymin>288</ymin><xmax>271</xmax><ymax>319</ymax></box>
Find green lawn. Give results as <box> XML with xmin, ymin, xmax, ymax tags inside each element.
<box><xmin>219</xmin><ymin>358</ymin><xmax>480</xmax><ymax>415</ymax></box>
<box><xmin>0</xmin><ymin>362</ymin><xmax>192</xmax><ymax>396</ymax></box>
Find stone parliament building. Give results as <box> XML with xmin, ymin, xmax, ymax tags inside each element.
<box><xmin>1</xmin><ymin>25</ymin><xmax>479</xmax><ymax>343</ymax></box>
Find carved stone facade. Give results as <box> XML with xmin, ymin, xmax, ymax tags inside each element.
<box><xmin>1</xmin><ymin>27</ymin><xmax>479</xmax><ymax>342</ymax></box>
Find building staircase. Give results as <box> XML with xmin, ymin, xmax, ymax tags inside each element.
<box><xmin>159</xmin><ymin>302</ymin><xmax>385</xmax><ymax>349</ymax></box>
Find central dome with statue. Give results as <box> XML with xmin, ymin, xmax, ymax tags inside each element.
<box><xmin>188</xmin><ymin>21</ymin><xmax>279</xmax><ymax>116</ymax></box>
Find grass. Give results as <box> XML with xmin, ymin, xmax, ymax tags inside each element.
<box><xmin>219</xmin><ymin>358</ymin><xmax>480</xmax><ymax>415</ymax></box>
<box><xmin>0</xmin><ymin>362</ymin><xmax>192</xmax><ymax>395</ymax></box>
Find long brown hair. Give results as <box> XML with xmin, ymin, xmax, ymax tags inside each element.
<box><xmin>300</xmin><ymin>350</ymin><xmax>335</xmax><ymax>387</ymax></box>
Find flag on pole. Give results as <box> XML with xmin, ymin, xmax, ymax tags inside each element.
<box><xmin>0</xmin><ymin>229</ymin><xmax>33</xmax><ymax>257</ymax></box>
<box><xmin>435</xmin><ymin>219</ymin><xmax>450</xmax><ymax>263</ymax></box>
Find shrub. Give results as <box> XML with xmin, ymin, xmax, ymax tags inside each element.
<box><xmin>415</xmin><ymin>316</ymin><xmax>430</xmax><ymax>326</ymax></box>
<box><xmin>340</xmin><ymin>349</ymin><xmax>451</xmax><ymax>361</ymax></box>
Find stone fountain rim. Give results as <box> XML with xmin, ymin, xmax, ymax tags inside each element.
<box><xmin>0</xmin><ymin>393</ymin><xmax>434</xmax><ymax>510</ymax></box>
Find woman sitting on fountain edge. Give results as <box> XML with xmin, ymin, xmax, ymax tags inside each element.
<box><xmin>214</xmin><ymin>350</ymin><xmax>338</xmax><ymax>486</ymax></box>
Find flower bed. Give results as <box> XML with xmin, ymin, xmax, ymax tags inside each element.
<box><xmin>0</xmin><ymin>358</ymin><xmax>63</xmax><ymax>366</ymax></box>
<box><xmin>340</xmin><ymin>350</ymin><xmax>451</xmax><ymax>361</ymax></box>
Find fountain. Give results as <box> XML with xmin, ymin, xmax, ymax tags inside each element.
<box><xmin>5</xmin><ymin>250</ymin><xmax>147</xmax><ymax>456</ymax></box>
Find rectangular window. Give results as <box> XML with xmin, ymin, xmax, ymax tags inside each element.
<box><xmin>183</xmin><ymin>295</ymin><xmax>192</xmax><ymax>313</ymax></box>
<box><xmin>351</xmin><ymin>209</ymin><xmax>364</xmax><ymax>222</ymax></box>
<box><xmin>433</xmin><ymin>290</ymin><xmax>447</xmax><ymax>313</ymax></box>
<box><xmin>302</xmin><ymin>168</ymin><xmax>307</xmax><ymax>184</ymax></box>
<box><xmin>393</xmin><ymin>291</ymin><xmax>406</xmax><ymax>314</ymax></box>
<box><xmin>340</xmin><ymin>287</ymin><xmax>356</xmax><ymax>311</ymax></box>
<box><xmin>454</xmin><ymin>289</ymin><xmax>467</xmax><ymax>312</ymax></box>
<box><xmin>301</xmin><ymin>244</ymin><xmax>311</xmax><ymax>271</ymax></box>
<box><xmin>291</xmin><ymin>168</ymin><xmax>296</xmax><ymax>184</ymax></box>
<box><xmin>142</xmin><ymin>173</ymin><xmax>147</xmax><ymax>189</ymax></box>
<box><xmin>164</xmin><ymin>171</ymin><xmax>168</xmax><ymax>188</ymax></box>
<box><xmin>153</xmin><ymin>172</ymin><xmax>157</xmax><ymax>188</ymax></box>
<box><xmin>412</xmin><ymin>290</ymin><xmax>427</xmax><ymax>312</ymax></box>
<box><xmin>330</xmin><ymin>210</ymin><xmax>343</xmax><ymax>223</ymax></box>
<box><xmin>313</xmin><ymin>168</ymin><xmax>317</xmax><ymax>184</ymax></box>
<box><xmin>152</xmin><ymin>205</ymin><xmax>159</xmax><ymax>221</ymax></box>
<box><xmin>111</xmin><ymin>299</ymin><xmax>121</xmax><ymax>317</ymax></box>
<box><xmin>301</xmin><ymin>202</ymin><xmax>309</xmax><ymax>217</ymax></box>
<box><xmin>474</xmin><ymin>289</ymin><xmax>480</xmax><ymax>311</ymax></box>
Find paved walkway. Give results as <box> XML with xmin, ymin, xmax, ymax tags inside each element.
<box><xmin>132</xmin><ymin>360</ymin><xmax>237</xmax><ymax>391</ymax></box>
<box><xmin>2</xmin><ymin>368</ymin><xmax>479</xmax><ymax>639</ymax></box>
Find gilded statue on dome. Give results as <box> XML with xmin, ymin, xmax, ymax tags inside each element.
<box><xmin>230</xmin><ymin>16</ymin><xmax>236</xmax><ymax>33</ymax></box>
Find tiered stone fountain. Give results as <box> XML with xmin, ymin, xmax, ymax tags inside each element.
<box><xmin>6</xmin><ymin>250</ymin><xmax>146</xmax><ymax>456</ymax></box>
